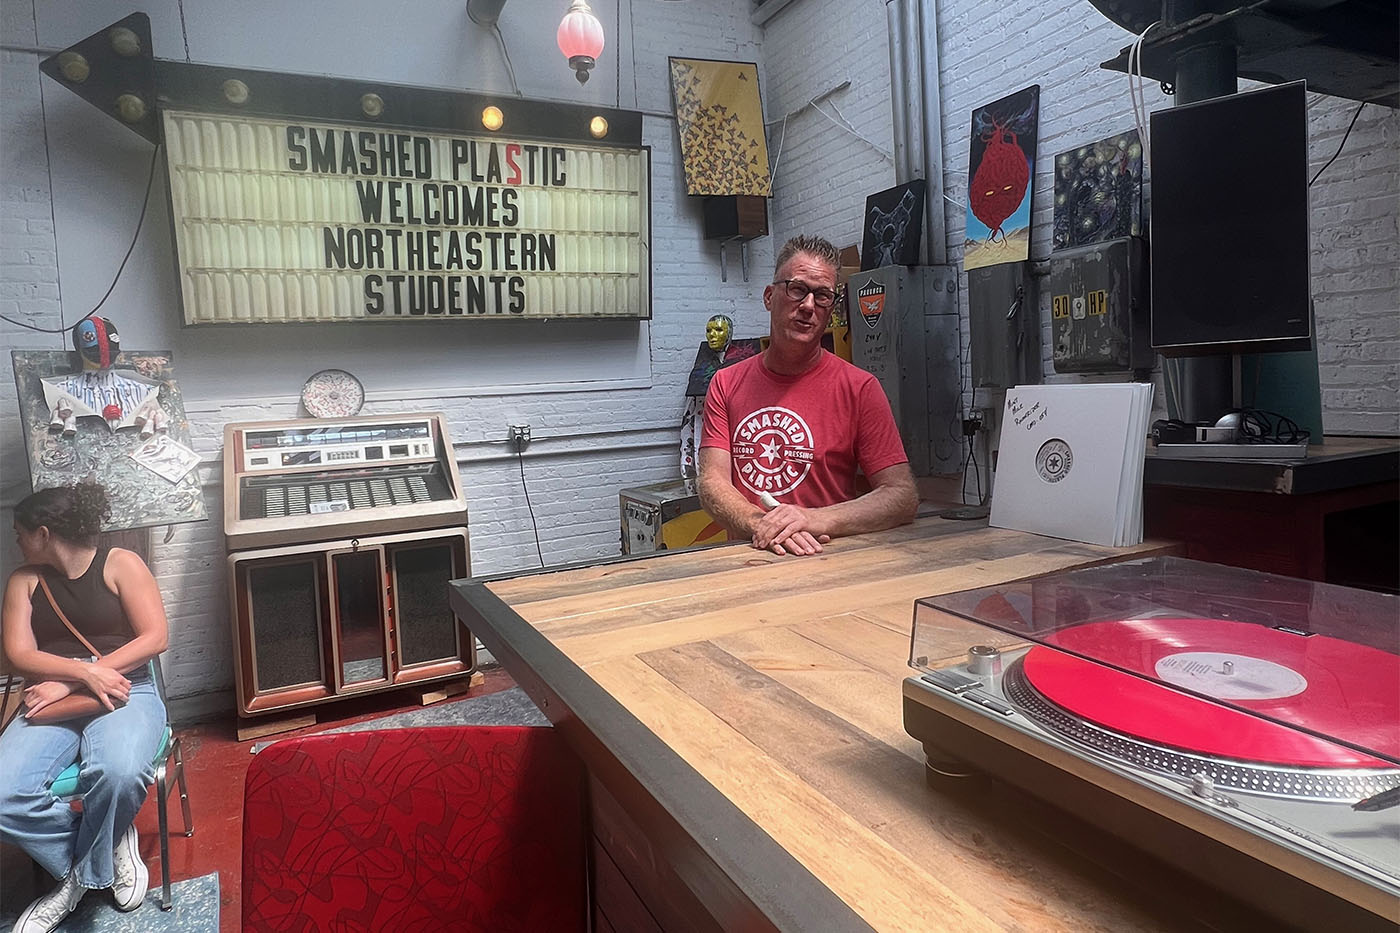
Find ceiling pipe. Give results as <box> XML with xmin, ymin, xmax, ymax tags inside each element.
<box><xmin>886</xmin><ymin>0</ymin><xmax>946</xmax><ymax>265</ymax></box>
<box><xmin>916</xmin><ymin>0</ymin><xmax>947</xmax><ymax>265</ymax></box>
<box><xmin>467</xmin><ymin>0</ymin><xmax>509</xmax><ymax>26</ymax></box>
<box><xmin>899</xmin><ymin>0</ymin><xmax>926</xmax><ymax>207</ymax></box>
<box><xmin>885</xmin><ymin>0</ymin><xmax>912</xmax><ymax>185</ymax></box>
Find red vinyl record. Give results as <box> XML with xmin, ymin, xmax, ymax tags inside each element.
<box><xmin>1024</xmin><ymin>618</ymin><xmax>1400</xmax><ymax>768</ymax></box>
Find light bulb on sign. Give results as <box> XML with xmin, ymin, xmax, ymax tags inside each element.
<box><xmin>115</xmin><ymin>94</ymin><xmax>147</xmax><ymax>124</ymax></box>
<box><xmin>109</xmin><ymin>26</ymin><xmax>141</xmax><ymax>57</ymax></box>
<box><xmin>589</xmin><ymin>115</ymin><xmax>608</xmax><ymax>138</ymax></box>
<box><xmin>482</xmin><ymin>106</ymin><xmax>504</xmax><ymax>131</ymax></box>
<box><xmin>222</xmin><ymin>79</ymin><xmax>250</xmax><ymax>105</ymax></box>
<box><xmin>557</xmin><ymin>0</ymin><xmax>604</xmax><ymax>85</ymax></box>
<box><xmin>57</xmin><ymin>52</ymin><xmax>89</xmax><ymax>83</ymax></box>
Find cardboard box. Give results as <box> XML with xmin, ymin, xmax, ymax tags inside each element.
<box><xmin>831</xmin><ymin>245</ymin><xmax>860</xmax><ymax>362</ymax></box>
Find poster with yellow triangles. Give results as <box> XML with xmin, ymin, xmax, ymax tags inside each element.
<box><xmin>669</xmin><ymin>58</ymin><xmax>772</xmax><ymax>197</ymax></box>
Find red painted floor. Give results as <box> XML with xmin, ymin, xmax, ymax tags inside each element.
<box><xmin>1</xmin><ymin>669</ymin><xmax>517</xmax><ymax>932</ymax></box>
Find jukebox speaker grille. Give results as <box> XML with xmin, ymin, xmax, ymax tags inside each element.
<box><xmin>393</xmin><ymin>542</ymin><xmax>460</xmax><ymax>667</ymax></box>
<box><xmin>247</xmin><ymin>561</ymin><xmax>323</xmax><ymax>691</ymax></box>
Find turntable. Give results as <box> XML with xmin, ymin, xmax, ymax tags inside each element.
<box><xmin>903</xmin><ymin>556</ymin><xmax>1399</xmax><ymax>929</ymax></box>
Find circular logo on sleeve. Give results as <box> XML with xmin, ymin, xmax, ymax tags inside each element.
<box><xmin>731</xmin><ymin>406</ymin><xmax>815</xmax><ymax>496</ymax></box>
<box><xmin>1035</xmin><ymin>438</ymin><xmax>1073</xmax><ymax>483</ymax></box>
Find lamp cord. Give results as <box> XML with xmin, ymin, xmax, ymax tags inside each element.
<box><xmin>0</xmin><ymin>143</ymin><xmax>162</xmax><ymax>334</ymax></box>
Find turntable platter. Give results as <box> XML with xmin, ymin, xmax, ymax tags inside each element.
<box><xmin>1023</xmin><ymin>618</ymin><xmax>1400</xmax><ymax>769</ymax></box>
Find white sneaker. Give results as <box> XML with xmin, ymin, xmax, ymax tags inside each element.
<box><xmin>111</xmin><ymin>823</ymin><xmax>149</xmax><ymax>911</ymax></box>
<box><xmin>14</xmin><ymin>870</ymin><xmax>83</xmax><ymax>933</ymax></box>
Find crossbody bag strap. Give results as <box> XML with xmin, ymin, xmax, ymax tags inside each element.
<box><xmin>35</xmin><ymin>576</ymin><xmax>103</xmax><ymax>660</ymax></box>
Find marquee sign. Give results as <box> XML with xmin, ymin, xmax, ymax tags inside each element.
<box><xmin>164</xmin><ymin>110</ymin><xmax>650</xmax><ymax>323</ymax></box>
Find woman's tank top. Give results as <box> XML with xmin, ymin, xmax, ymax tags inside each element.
<box><xmin>28</xmin><ymin>547</ymin><xmax>136</xmax><ymax>657</ymax></box>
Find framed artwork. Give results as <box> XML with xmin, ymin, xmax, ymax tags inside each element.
<box><xmin>860</xmin><ymin>180</ymin><xmax>926</xmax><ymax>270</ymax></box>
<box><xmin>1052</xmin><ymin>129</ymin><xmax>1144</xmax><ymax>250</ymax></box>
<box><xmin>685</xmin><ymin>338</ymin><xmax>762</xmax><ymax>397</ymax></box>
<box><xmin>669</xmin><ymin>58</ymin><xmax>772</xmax><ymax>197</ymax></box>
<box><xmin>964</xmin><ymin>85</ymin><xmax>1040</xmax><ymax>271</ymax></box>
<box><xmin>12</xmin><ymin>350</ymin><xmax>206</xmax><ymax>531</ymax></box>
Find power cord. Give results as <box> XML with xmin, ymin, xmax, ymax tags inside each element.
<box><xmin>515</xmin><ymin>447</ymin><xmax>545</xmax><ymax>568</ymax></box>
<box><xmin>768</xmin><ymin>114</ymin><xmax>790</xmax><ymax>189</ymax></box>
<box><xmin>1152</xmin><ymin>410</ymin><xmax>1310</xmax><ymax>445</ymax></box>
<box><xmin>1127</xmin><ymin>21</ymin><xmax>1161</xmax><ymax>173</ymax></box>
<box><xmin>1231</xmin><ymin>408</ymin><xmax>1310</xmax><ymax>445</ymax></box>
<box><xmin>967</xmin><ymin>440</ymin><xmax>985</xmax><ymax>506</ymax></box>
<box><xmin>809</xmin><ymin>99</ymin><xmax>894</xmax><ymax>164</ymax></box>
<box><xmin>0</xmin><ymin>142</ymin><xmax>163</xmax><ymax>334</ymax></box>
<box><xmin>489</xmin><ymin>23</ymin><xmax>522</xmax><ymax>97</ymax></box>
<box><xmin>960</xmin><ymin>385</ymin><xmax>986</xmax><ymax>507</ymax></box>
<box><xmin>1310</xmin><ymin>100</ymin><xmax>1366</xmax><ymax>186</ymax></box>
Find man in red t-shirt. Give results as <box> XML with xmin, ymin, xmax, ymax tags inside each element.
<box><xmin>699</xmin><ymin>235</ymin><xmax>917</xmax><ymax>556</ymax></box>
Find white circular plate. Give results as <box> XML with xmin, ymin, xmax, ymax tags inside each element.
<box><xmin>301</xmin><ymin>369</ymin><xmax>365</xmax><ymax>418</ymax></box>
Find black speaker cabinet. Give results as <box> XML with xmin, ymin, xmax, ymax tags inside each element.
<box><xmin>1149</xmin><ymin>83</ymin><xmax>1312</xmax><ymax>356</ymax></box>
<box><xmin>703</xmin><ymin>194</ymin><xmax>768</xmax><ymax>241</ymax></box>
<box><xmin>229</xmin><ymin>527</ymin><xmax>472</xmax><ymax>716</ymax></box>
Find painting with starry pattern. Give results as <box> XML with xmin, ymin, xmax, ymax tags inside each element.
<box><xmin>668</xmin><ymin>58</ymin><xmax>772</xmax><ymax>197</ymax></box>
<box><xmin>1052</xmin><ymin>129</ymin><xmax>1143</xmax><ymax>250</ymax></box>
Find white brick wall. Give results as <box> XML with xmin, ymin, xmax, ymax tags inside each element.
<box><xmin>760</xmin><ymin>0</ymin><xmax>896</xmax><ymax>249</ymax></box>
<box><xmin>0</xmin><ymin>0</ymin><xmax>771</xmax><ymax>704</ymax></box>
<box><xmin>3</xmin><ymin>0</ymin><xmax>1396</xmax><ymax>709</ymax></box>
<box><xmin>1</xmin><ymin>0</ymin><xmax>64</xmax><ymax>576</ymax></box>
<box><xmin>1307</xmin><ymin>94</ymin><xmax>1400</xmax><ymax>433</ymax></box>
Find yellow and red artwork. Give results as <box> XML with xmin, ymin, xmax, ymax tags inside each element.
<box><xmin>964</xmin><ymin>85</ymin><xmax>1040</xmax><ymax>271</ymax></box>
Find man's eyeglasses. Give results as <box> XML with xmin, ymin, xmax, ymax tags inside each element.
<box><xmin>775</xmin><ymin>279</ymin><xmax>837</xmax><ymax>309</ymax></box>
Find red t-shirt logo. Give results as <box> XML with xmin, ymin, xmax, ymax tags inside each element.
<box><xmin>731</xmin><ymin>406</ymin><xmax>815</xmax><ymax>496</ymax></box>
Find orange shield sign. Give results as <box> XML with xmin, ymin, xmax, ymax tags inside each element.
<box><xmin>856</xmin><ymin>279</ymin><xmax>886</xmax><ymax>329</ymax></box>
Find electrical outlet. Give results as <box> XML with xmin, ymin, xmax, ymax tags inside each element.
<box><xmin>509</xmin><ymin>424</ymin><xmax>531</xmax><ymax>450</ymax></box>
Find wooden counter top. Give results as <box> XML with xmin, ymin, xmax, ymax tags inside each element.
<box><xmin>451</xmin><ymin>519</ymin><xmax>1193</xmax><ymax>932</ymax></box>
<box><xmin>1144</xmin><ymin>434</ymin><xmax>1399</xmax><ymax>494</ymax></box>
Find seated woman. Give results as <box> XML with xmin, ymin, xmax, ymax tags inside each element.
<box><xmin>0</xmin><ymin>483</ymin><xmax>169</xmax><ymax>932</ymax></box>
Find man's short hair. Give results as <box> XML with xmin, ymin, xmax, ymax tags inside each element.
<box><xmin>773</xmin><ymin>235</ymin><xmax>840</xmax><ymax>280</ymax></box>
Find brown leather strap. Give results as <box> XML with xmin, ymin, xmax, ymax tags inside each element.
<box><xmin>36</xmin><ymin>576</ymin><xmax>103</xmax><ymax>660</ymax></box>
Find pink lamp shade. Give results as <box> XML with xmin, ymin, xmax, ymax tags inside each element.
<box><xmin>557</xmin><ymin>0</ymin><xmax>604</xmax><ymax>84</ymax></box>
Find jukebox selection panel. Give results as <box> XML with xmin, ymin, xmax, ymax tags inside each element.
<box><xmin>241</xmin><ymin>421</ymin><xmax>435</xmax><ymax>471</ymax></box>
<box><xmin>239</xmin><ymin>463</ymin><xmax>453</xmax><ymax>520</ymax></box>
<box><xmin>224</xmin><ymin>413</ymin><xmax>467</xmax><ymax>550</ymax></box>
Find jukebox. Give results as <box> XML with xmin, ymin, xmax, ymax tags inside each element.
<box><xmin>223</xmin><ymin>413</ymin><xmax>472</xmax><ymax>735</ymax></box>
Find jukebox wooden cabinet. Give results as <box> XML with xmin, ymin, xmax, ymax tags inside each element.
<box><xmin>223</xmin><ymin>413</ymin><xmax>473</xmax><ymax>733</ymax></box>
<box><xmin>229</xmin><ymin>528</ymin><xmax>471</xmax><ymax>715</ymax></box>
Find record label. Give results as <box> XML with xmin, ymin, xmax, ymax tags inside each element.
<box><xmin>1154</xmin><ymin>652</ymin><xmax>1307</xmax><ymax>700</ymax></box>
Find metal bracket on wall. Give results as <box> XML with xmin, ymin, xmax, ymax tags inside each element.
<box><xmin>718</xmin><ymin>239</ymin><xmax>750</xmax><ymax>283</ymax></box>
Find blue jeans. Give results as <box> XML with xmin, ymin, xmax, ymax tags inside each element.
<box><xmin>0</xmin><ymin>666</ymin><xmax>165</xmax><ymax>888</ymax></box>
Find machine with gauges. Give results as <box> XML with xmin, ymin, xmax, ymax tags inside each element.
<box><xmin>222</xmin><ymin>410</ymin><xmax>473</xmax><ymax>737</ymax></box>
